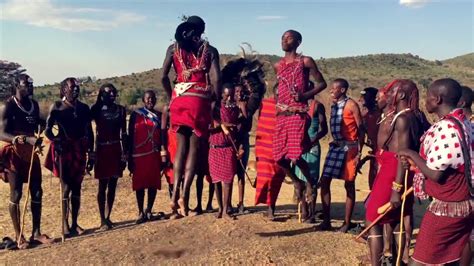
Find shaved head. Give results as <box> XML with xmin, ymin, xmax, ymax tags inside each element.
<box><xmin>459</xmin><ymin>85</ymin><xmax>473</xmax><ymax>109</ymax></box>
<box><xmin>428</xmin><ymin>78</ymin><xmax>462</xmax><ymax>107</ymax></box>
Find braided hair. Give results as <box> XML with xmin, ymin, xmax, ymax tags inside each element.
<box><xmin>59</xmin><ymin>77</ymin><xmax>79</xmax><ymax>99</ymax></box>
<box><xmin>95</xmin><ymin>83</ymin><xmax>117</xmax><ymax>106</ymax></box>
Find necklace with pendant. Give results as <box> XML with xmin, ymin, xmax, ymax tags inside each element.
<box><xmin>63</xmin><ymin>99</ymin><xmax>77</xmax><ymax>118</ymax></box>
<box><xmin>13</xmin><ymin>96</ymin><xmax>34</xmax><ymax>115</ymax></box>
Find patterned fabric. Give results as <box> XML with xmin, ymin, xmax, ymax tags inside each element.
<box><xmin>412</xmin><ymin>211</ymin><xmax>473</xmax><ymax>264</ymax></box>
<box><xmin>416</xmin><ymin>108</ymin><xmax>473</xmax><ymax>202</ymax></box>
<box><xmin>170</xmin><ymin>42</ymin><xmax>212</xmax><ymax>138</ymax></box>
<box><xmin>131</xmin><ymin>109</ymin><xmax>161</xmax><ymax>190</ymax></box>
<box><xmin>255</xmin><ymin>98</ymin><xmax>285</xmax><ymax>206</ymax></box>
<box><xmin>295</xmin><ymin>101</ymin><xmax>321</xmax><ymax>183</ymax></box>
<box><xmin>209</xmin><ymin>103</ymin><xmax>239</xmax><ymax>184</ymax></box>
<box><xmin>412</xmin><ymin>108</ymin><xmax>473</xmax><ymax>265</ymax></box>
<box><xmin>272</xmin><ymin>56</ymin><xmax>310</xmax><ymax>162</ymax></box>
<box><xmin>275</xmin><ymin>56</ymin><xmax>308</xmax><ymax>110</ymax></box>
<box><xmin>321</xmin><ymin>97</ymin><xmax>349</xmax><ymax>179</ymax></box>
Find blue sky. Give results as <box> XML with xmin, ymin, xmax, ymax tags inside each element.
<box><xmin>1</xmin><ymin>0</ymin><xmax>472</xmax><ymax>85</ymax></box>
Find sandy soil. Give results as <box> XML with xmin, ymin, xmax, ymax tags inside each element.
<box><xmin>0</xmin><ymin>139</ymin><xmax>428</xmax><ymax>265</ymax></box>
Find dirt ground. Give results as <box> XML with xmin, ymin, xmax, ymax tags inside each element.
<box><xmin>0</xmin><ymin>139</ymin><xmax>429</xmax><ymax>265</ymax></box>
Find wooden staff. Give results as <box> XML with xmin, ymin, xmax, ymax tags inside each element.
<box><xmin>396</xmin><ymin>170</ymin><xmax>409</xmax><ymax>266</ymax></box>
<box><xmin>356</xmin><ymin>179</ymin><xmax>413</xmax><ymax>240</ymax></box>
<box><xmin>377</xmin><ymin>187</ymin><xmax>413</xmax><ymax>214</ymax></box>
<box><xmin>59</xmin><ymin>152</ymin><xmax>65</xmax><ymax>242</ymax></box>
<box><xmin>220</xmin><ymin>124</ymin><xmax>256</xmax><ymax>188</ymax></box>
<box><xmin>18</xmin><ymin>125</ymin><xmax>41</xmax><ymax>245</ymax></box>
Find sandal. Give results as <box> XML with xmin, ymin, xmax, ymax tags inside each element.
<box><xmin>0</xmin><ymin>237</ymin><xmax>15</xmax><ymax>250</ymax></box>
<box><xmin>30</xmin><ymin>234</ymin><xmax>54</xmax><ymax>245</ymax></box>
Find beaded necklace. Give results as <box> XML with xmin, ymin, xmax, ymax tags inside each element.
<box><xmin>175</xmin><ymin>41</ymin><xmax>209</xmax><ymax>82</ymax></box>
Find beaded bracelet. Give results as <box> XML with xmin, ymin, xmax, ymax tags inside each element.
<box><xmin>392</xmin><ymin>182</ymin><xmax>403</xmax><ymax>192</ymax></box>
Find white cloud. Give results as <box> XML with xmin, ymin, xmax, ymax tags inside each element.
<box><xmin>399</xmin><ymin>0</ymin><xmax>431</xmax><ymax>8</ymax></box>
<box><xmin>0</xmin><ymin>0</ymin><xmax>145</xmax><ymax>32</ymax></box>
<box><xmin>256</xmin><ymin>15</ymin><xmax>287</xmax><ymax>21</ymax></box>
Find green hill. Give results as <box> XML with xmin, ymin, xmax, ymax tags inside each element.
<box><xmin>443</xmin><ymin>53</ymin><xmax>474</xmax><ymax>69</ymax></box>
<box><xmin>33</xmin><ymin>53</ymin><xmax>474</xmax><ymax>116</ymax></box>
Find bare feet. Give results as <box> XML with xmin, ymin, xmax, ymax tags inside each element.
<box><xmin>338</xmin><ymin>222</ymin><xmax>356</xmax><ymax>233</ymax></box>
<box><xmin>177</xmin><ymin>198</ymin><xmax>188</xmax><ymax>217</ymax></box>
<box><xmin>216</xmin><ymin>211</ymin><xmax>223</xmax><ymax>219</ymax></box>
<box><xmin>135</xmin><ymin>212</ymin><xmax>147</xmax><ymax>224</ymax></box>
<box><xmin>223</xmin><ymin>213</ymin><xmax>236</xmax><ymax>220</ymax></box>
<box><xmin>315</xmin><ymin>221</ymin><xmax>332</xmax><ymax>231</ymax></box>
<box><xmin>169</xmin><ymin>201</ymin><xmax>177</xmax><ymax>211</ymax></box>
<box><xmin>205</xmin><ymin>205</ymin><xmax>214</xmax><ymax>213</ymax></box>
<box><xmin>105</xmin><ymin>218</ymin><xmax>114</xmax><ymax>228</ymax></box>
<box><xmin>99</xmin><ymin>222</ymin><xmax>111</xmax><ymax>231</ymax></box>
<box><xmin>16</xmin><ymin>236</ymin><xmax>29</xmax><ymax>250</ymax></box>
<box><xmin>190</xmin><ymin>207</ymin><xmax>203</xmax><ymax>216</ymax></box>
<box><xmin>169</xmin><ymin>211</ymin><xmax>183</xmax><ymax>220</ymax></box>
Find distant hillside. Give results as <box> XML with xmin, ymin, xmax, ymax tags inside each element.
<box><xmin>443</xmin><ymin>53</ymin><xmax>474</xmax><ymax>69</ymax></box>
<box><xmin>34</xmin><ymin>53</ymin><xmax>474</xmax><ymax>116</ymax></box>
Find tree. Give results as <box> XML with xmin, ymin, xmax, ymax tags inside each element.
<box><xmin>0</xmin><ymin>60</ymin><xmax>26</xmax><ymax>100</ymax></box>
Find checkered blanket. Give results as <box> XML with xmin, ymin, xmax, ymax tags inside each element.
<box><xmin>322</xmin><ymin>98</ymin><xmax>348</xmax><ymax>179</ymax></box>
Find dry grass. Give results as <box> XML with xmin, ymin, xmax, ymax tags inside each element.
<box><xmin>0</xmin><ymin>138</ymin><xmax>430</xmax><ymax>264</ymax></box>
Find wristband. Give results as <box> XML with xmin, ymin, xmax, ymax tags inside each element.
<box><xmin>392</xmin><ymin>182</ymin><xmax>403</xmax><ymax>192</ymax></box>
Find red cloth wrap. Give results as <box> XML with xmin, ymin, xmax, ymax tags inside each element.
<box><xmin>169</xmin><ymin>43</ymin><xmax>212</xmax><ymax>138</ymax></box>
<box><xmin>412</xmin><ymin>109</ymin><xmax>473</xmax><ymax>264</ymax></box>
<box><xmin>412</xmin><ymin>211</ymin><xmax>473</xmax><ymax>264</ymax></box>
<box><xmin>273</xmin><ymin>57</ymin><xmax>310</xmax><ymax>162</ymax></box>
<box><xmin>94</xmin><ymin>142</ymin><xmax>122</xmax><ymax>179</ymax></box>
<box><xmin>365</xmin><ymin>150</ymin><xmax>413</xmax><ymax>223</ymax></box>
<box><xmin>209</xmin><ymin>103</ymin><xmax>239</xmax><ymax>184</ymax></box>
<box><xmin>255</xmin><ymin>99</ymin><xmax>285</xmax><ymax>206</ymax></box>
<box><xmin>131</xmin><ymin>112</ymin><xmax>161</xmax><ymax>190</ymax></box>
<box><xmin>45</xmin><ymin>139</ymin><xmax>88</xmax><ymax>185</ymax></box>
<box><xmin>1</xmin><ymin>142</ymin><xmax>41</xmax><ymax>183</ymax></box>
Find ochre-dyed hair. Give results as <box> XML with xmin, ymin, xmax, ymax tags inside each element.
<box><xmin>381</xmin><ymin>79</ymin><xmax>420</xmax><ymax>112</ymax></box>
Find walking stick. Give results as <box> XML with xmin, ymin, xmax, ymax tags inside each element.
<box><xmin>18</xmin><ymin>125</ymin><xmax>41</xmax><ymax>245</ymax></box>
<box><xmin>220</xmin><ymin>124</ymin><xmax>256</xmax><ymax>188</ymax></box>
<box><xmin>58</xmin><ymin>152</ymin><xmax>65</xmax><ymax>243</ymax></box>
<box><xmin>377</xmin><ymin>187</ymin><xmax>413</xmax><ymax>214</ymax></box>
<box><xmin>356</xmin><ymin>185</ymin><xmax>413</xmax><ymax>240</ymax></box>
<box><xmin>396</xmin><ymin>170</ymin><xmax>409</xmax><ymax>266</ymax></box>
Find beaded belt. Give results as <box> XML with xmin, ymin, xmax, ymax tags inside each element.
<box><xmin>427</xmin><ymin>197</ymin><xmax>474</xmax><ymax>218</ymax></box>
<box><xmin>210</xmin><ymin>144</ymin><xmax>231</xmax><ymax>149</ymax></box>
<box><xmin>97</xmin><ymin>140</ymin><xmax>120</xmax><ymax>146</ymax></box>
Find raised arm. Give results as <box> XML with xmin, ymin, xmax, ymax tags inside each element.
<box><xmin>302</xmin><ymin>56</ymin><xmax>327</xmax><ymax>100</ymax></box>
<box><xmin>161</xmin><ymin>45</ymin><xmax>174</xmax><ymax>100</ymax></box>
